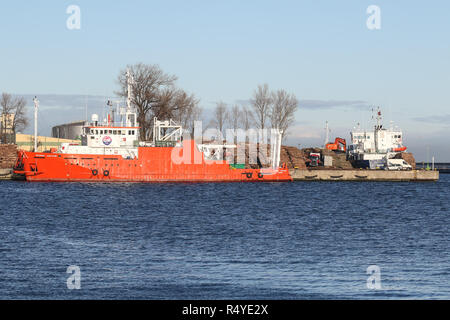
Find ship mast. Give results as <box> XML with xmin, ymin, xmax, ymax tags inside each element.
<box><xmin>125</xmin><ymin>69</ymin><xmax>136</xmax><ymax>128</ymax></box>
<box><xmin>33</xmin><ymin>97</ymin><xmax>39</xmax><ymax>152</ymax></box>
<box><xmin>373</xmin><ymin>107</ymin><xmax>382</xmax><ymax>153</ymax></box>
<box><xmin>126</xmin><ymin>69</ymin><xmax>133</xmax><ymax>112</ymax></box>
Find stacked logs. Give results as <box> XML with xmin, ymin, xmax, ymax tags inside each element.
<box><xmin>234</xmin><ymin>143</ymin><xmax>307</xmax><ymax>169</ymax></box>
<box><xmin>394</xmin><ymin>152</ymin><xmax>416</xmax><ymax>170</ymax></box>
<box><xmin>0</xmin><ymin>144</ymin><xmax>18</xmax><ymax>169</ymax></box>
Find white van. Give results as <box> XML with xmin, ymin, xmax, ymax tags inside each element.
<box><xmin>386</xmin><ymin>159</ymin><xmax>413</xmax><ymax>171</ymax></box>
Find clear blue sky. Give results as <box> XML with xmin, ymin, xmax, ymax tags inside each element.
<box><xmin>1</xmin><ymin>0</ymin><xmax>449</xmax><ymax>161</ymax></box>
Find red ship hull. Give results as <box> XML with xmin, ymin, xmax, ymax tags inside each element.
<box><xmin>14</xmin><ymin>140</ymin><xmax>292</xmax><ymax>182</ymax></box>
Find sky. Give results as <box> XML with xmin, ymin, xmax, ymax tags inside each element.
<box><xmin>0</xmin><ymin>0</ymin><xmax>449</xmax><ymax>161</ymax></box>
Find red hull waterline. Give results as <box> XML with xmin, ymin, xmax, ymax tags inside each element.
<box><xmin>14</xmin><ymin>140</ymin><xmax>292</xmax><ymax>183</ymax></box>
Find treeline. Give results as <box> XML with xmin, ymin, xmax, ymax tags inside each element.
<box><xmin>117</xmin><ymin>63</ymin><xmax>298</xmax><ymax>141</ymax></box>
<box><xmin>2</xmin><ymin>63</ymin><xmax>299</xmax><ymax>145</ymax></box>
<box><xmin>0</xmin><ymin>93</ymin><xmax>28</xmax><ymax>144</ymax></box>
<box><xmin>210</xmin><ymin>84</ymin><xmax>298</xmax><ymax>140</ymax></box>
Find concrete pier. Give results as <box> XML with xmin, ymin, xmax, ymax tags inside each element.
<box><xmin>0</xmin><ymin>168</ymin><xmax>13</xmax><ymax>180</ymax></box>
<box><xmin>289</xmin><ymin>169</ymin><xmax>439</xmax><ymax>182</ymax></box>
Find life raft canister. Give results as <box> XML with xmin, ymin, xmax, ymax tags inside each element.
<box><xmin>392</xmin><ymin>146</ymin><xmax>407</xmax><ymax>152</ymax></box>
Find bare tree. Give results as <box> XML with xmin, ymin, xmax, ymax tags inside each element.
<box><xmin>1</xmin><ymin>93</ymin><xmax>28</xmax><ymax>144</ymax></box>
<box><xmin>211</xmin><ymin>101</ymin><xmax>229</xmax><ymax>137</ymax></box>
<box><xmin>250</xmin><ymin>84</ymin><xmax>272</xmax><ymax>130</ymax></box>
<box><xmin>270</xmin><ymin>89</ymin><xmax>298</xmax><ymax>139</ymax></box>
<box><xmin>239</xmin><ymin>105</ymin><xmax>252</xmax><ymax>132</ymax></box>
<box><xmin>154</xmin><ymin>88</ymin><xmax>199</xmax><ymax>121</ymax></box>
<box><xmin>186</xmin><ymin>105</ymin><xmax>203</xmax><ymax>137</ymax></box>
<box><xmin>116</xmin><ymin>63</ymin><xmax>178</xmax><ymax>140</ymax></box>
<box><xmin>226</xmin><ymin>104</ymin><xmax>242</xmax><ymax>144</ymax></box>
<box><xmin>172</xmin><ymin>92</ymin><xmax>202</xmax><ymax>136</ymax></box>
<box><xmin>228</xmin><ymin>104</ymin><xmax>241</xmax><ymax>130</ymax></box>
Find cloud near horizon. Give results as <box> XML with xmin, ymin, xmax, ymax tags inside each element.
<box><xmin>298</xmin><ymin>100</ymin><xmax>369</xmax><ymax>110</ymax></box>
<box><xmin>234</xmin><ymin>99</ymin><xmax>370</xmax><ymax>111</ymax></box>
<box><xmin>16</xmin><ymin>94</ymin><xmax>116</xmax><ymax>110</ymax></box>
<box><xmin>412</xmin><ymin>114</ymin><xmax>450</xmax><ymax>125</ymax></box>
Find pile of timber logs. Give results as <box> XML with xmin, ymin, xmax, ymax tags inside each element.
<box><xmin>0</xmin><ymin>144</ymin><xmax>17</xmax><ymax>169</ymax></box>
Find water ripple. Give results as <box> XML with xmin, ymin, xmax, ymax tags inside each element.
<box><xmin>0</xmin><ymin>177</ymin><xmax>449</xmax><ymax>299</ymax></box>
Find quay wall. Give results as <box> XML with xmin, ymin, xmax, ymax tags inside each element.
<box><xmin>289</xmin><ymin>169</ymin><xmax>439</xmax><ymax>182</ymax></box>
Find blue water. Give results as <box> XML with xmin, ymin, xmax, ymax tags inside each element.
<box><xmin>0</xmin><ymin>176</ymin><xmax>449</xmax><ymax>300</ymax></box>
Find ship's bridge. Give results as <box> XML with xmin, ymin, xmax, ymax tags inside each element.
<box><xmin>57</xmin><ymin>110</ymin><xmax>141</xmax><ymax>158</ymax></box>
<box><xmin>350</xmin><ymin>129</ymin><xmax>403</xmax><ymax>154</ymax></box>
<box><xmin>82</xmin><ymin>126</ymin><xmax>139</xmax><ymax>148</ymax></box>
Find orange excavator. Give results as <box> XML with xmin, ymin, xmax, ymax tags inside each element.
<box><xmin>326</xmin><ymin>138</ymin><xmax>346</xmax><ymax>152</ymax></box>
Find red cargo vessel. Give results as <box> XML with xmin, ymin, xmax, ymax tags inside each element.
<box><xmin>13</xmin><ymin>137</ymin><xmax>292</xmax><ymax>183</ymax></box>
<box><xmin>14</xmin><ymin>76</ymin><xmax>291</xmax><ymax>183</ymax></box>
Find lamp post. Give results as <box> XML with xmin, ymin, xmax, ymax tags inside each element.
<box><xmin>33</xmin><ymin>97</ymin><xmax>39</xmax><ymax>152</ymax></box>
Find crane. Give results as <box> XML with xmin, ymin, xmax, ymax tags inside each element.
<box><xmin>326</xmin><ymin>137</ymin><xmax>346</xmax><ymax>152</ymax></box>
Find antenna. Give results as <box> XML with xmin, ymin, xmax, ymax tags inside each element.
<box><xmin>85</xmin><ymin>95</ymin><xmax>88</xmax><ymax>122</ymax></box>
<box><xmin>107</xmin><ymin>99</ymin><xmax>113</xmax><ymax>125</ymax></box>
<box><xmin>33</xmin><ymin>96</ymin><xmax>39</xmax><ymax>152</ymax></box>
<box><xmin>375</xmin><ymin>106</ymin><xmax>382</xmax><ymax>129</ymax></box>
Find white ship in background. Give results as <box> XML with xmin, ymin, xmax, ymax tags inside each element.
<box><xmin>347</xmin><ymin>108</ymin><xmax>408</xmax><ymax>169</ymax></box>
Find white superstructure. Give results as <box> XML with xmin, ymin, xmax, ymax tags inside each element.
<box><xmin>58</xmin><ymin>70</ymin><xmax>141</xmax><ymax>158</ymax></box>
<box><xmin>347</xmin><ymin>108</ymin><xmax>407</xmax><ymax>167</ymax></box>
